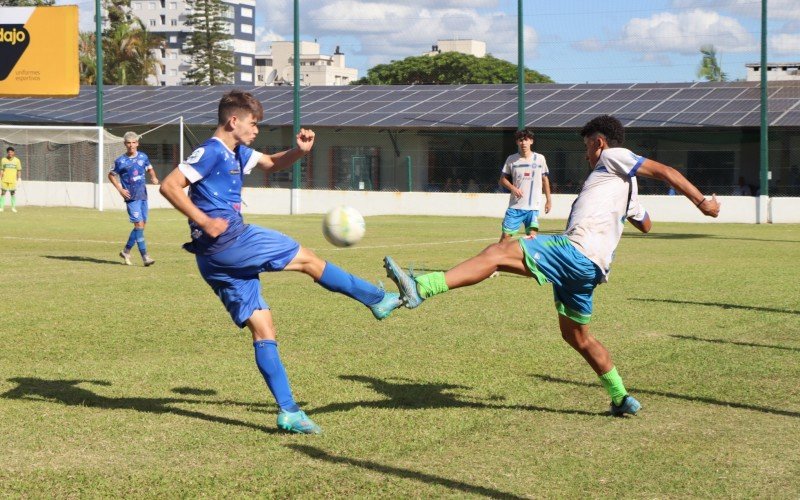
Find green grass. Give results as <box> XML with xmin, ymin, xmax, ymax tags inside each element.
<box><xmin>1</xmin><ymin>207</ymin><xmax>798</xmax><ymax>498</ymax></box>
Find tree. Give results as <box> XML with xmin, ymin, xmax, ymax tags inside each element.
<box><xmin>353</xmin><ymin>52</ymin><xmax>553</xmax><ymax>85</ymax></box>
<box><xmin>77</xmin><ymin>1</ymin><xmax>164</xmax><ymax>86</ymax></box>
<box><xmin>697</xmin><ymin>45</ymin><xmax>728</xmax><ymax>82</ymax></box>
<box><xmin>183</xmin><ymin>0</ymin><xmax>235</xmax><ymax>85</ymax></box>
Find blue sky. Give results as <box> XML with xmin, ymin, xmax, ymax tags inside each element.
<box><xmin>67</xmin><ymin>0</ymin><xmax>799</xmax><ymax>83</ymax></box>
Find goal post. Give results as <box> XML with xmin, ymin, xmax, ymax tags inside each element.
<box><xmin>0</xmin><ymin>124</ymin><xmax>124</xmax><ymax>211</ymax></box>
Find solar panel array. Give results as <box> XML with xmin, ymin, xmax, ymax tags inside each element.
<box><xmin>1</xmin><ymin>81</ymin><xmax>799</xmax><ymax>128</ymax></box>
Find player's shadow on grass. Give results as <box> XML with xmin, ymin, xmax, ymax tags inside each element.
<box><xmin>43</xmin><ymin>255</ymin><xmax>121</xmax><ymax>266</ymax></box>
<box><xmin>633</xmin><ymin>297</ymin><xmax>800</xmax><ymax>316</ymax></box>
<box><xmin>309</xmin><ymin>375</ymin><xmax>601</xmax><ymax>417</ymax></box>
<box><xmin>287</xmin><ymin>445</ymin><xmax>525</xmax><ymax>500</ymax></box>
<box><xmin>622</xmin><ymin>232</ymin><xmax>800</xmax><ymax>244</ymax></box>
<box><xmin>1</xmin><ymin>377</ymin><xmax>281</xmax><ymax>434</ymax></box>
<box><xmin>530</xmin><ymin>374</ymin><xmax>800</xmax><ymax>418</ymax></box>
<box><xmin>669</xmin><ymin>334</ymin><xmax>800</xmax><ymax>352</ymax></box>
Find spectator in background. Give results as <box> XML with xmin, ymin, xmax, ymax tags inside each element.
<box><xmin>733</xmin><ymin>176</ymin><xmax>752</xmax><ymax>196</ymax></box>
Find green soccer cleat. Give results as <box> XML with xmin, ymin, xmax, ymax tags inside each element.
<box><xmin>277</xmin><ymin>410</ymin><xmax>322</xmax><ymax>434</ymax></box>
<box><xmin>383</xmin><ymin>256</ymin><xmax>424</xmax><ymax>309</ymax></box>
<box><xmin>610</xmin><ymin>395</ymin><xmax>641</xmax><ymax>417</ymax></box>
<box><xmin>370</xmin><ymin>291</ymin><xmax>402</xmax><ymax>320</ymax></box>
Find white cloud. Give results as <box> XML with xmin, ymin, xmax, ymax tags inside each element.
<box><xmin>671</xmin><ymin>0</ymin><xmax>800</xmax><ymax>20</ymax></box>
<box><xmin>771</xmin><ymin>33</ymin><xmax>800</xmax><ymax>54</ymax></box>
<box><xmin>608</xmin><ymin>9</ymin><xmax>756</xmax><ymax>54</ymax></box>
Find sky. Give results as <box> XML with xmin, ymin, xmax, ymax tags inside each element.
<box><xmin>65</xmin><ymin>0</ymin><xmax>800</xmax><ymax>84</ymax></box>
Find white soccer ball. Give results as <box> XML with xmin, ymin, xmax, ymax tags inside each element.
<box><xmin>322</xmin><ymin>205</ymin><xmax>366</xmax><ymax>247</ymax></box>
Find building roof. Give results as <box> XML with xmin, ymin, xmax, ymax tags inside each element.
<box><xmin>1</xmin><ymin>81</ymin><xmax>799</xmax><ymax>128</ymax></box>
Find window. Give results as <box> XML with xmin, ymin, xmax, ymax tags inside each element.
<box><xmin>149</xmin><ymin>19</ymin><xmax>156</xmax><ymax>26</ymax></box>
<box><xmin>160</xmin><ymin>48</ymin><xmax>166</xmax><ymax>58</ymax></box>
<box><xmin>160</xmin><ymin>14</ymin><xmax>165</xmax><ymax>24</ymax></box>
<box><xmin>241</xmin><ymin>24</ymin><xmax>253</xmax><ymax>34</ymax></box>
<box><xmin>159</xmin><ymin>0</ymin><xmax>164</xmax><ymax>8</ymax></box>
<box><xmin>241</xmin><ymin>7</ymin><xmax>253</xmax><ymax>18</ymax></box>
<box><xmin>169</xmin><ymin>69</ymin><xmax>177</xmax><ymax>76</ymax></box>
<box><xmin>169</xmin><ymin>35</ymin><xmax>177</xmax><ymax>43</ymax></box>
<box><xmin>148</xmin><ymin>2</ymin><xmax>155</xmax><ymax>9</ymax></box>
<box><xmin>241</xmin><ymin>55</ymin><xmax>253</xmax><ymax>66</ymax></box>
<box><xmin>169</xmin><ymin>2</ymin><xmax>176</xmax><ymax>8</ymax></box>
<box><xmin>168</xmin><ymin>51</ymin><xmax>177</xmax><ymax>60</ymax></box>
<box><xmin>225</xmin><ymin>6</ymin><xmax>234</xmax><ymax>18</ymax></box>
<box><xmin>132</xmin><ymin>2</ymin><xmax>140</xmax><ymax>10</ymax></box>
<box><xmin>241</xmin><ymin>72</ymin><xmax>253</xmax><ymax>83</ymax></box>
<box><xmin>171</xmin><ymin>19</ymin><xmax>177</xmax><ymax>26</ymax></box>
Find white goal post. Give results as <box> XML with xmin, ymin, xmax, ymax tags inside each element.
<box><xmin>0</xmin><ymin>124</ymin><xmax>124</xmax><ymax>211</ymax></box>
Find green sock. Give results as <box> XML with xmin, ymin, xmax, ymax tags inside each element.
<box><xmin>599</xmin><ymin>366</ymin><xmax>628</xmax><ymax>406</ymax></box>
<box><xmin>10</xmin><ymin>195</ymin><xmax>15</xmax><ymax>209</ymax></box>
<box><xmin>415</xmin><ymin>272</ymin><xmax>448</xmax><ymax>299</ymax></box>
<box><xmin>0</xmin><ymin>196</ymin><xmax>4</xmax><ymax>209</ymax></box>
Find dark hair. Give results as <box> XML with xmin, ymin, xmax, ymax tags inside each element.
<box><xmin>580</xmin><ymin>115</ymin><xmax>624</xmax><ymax>147</ymax></box>
<box><xmin>218</xmin><ymin>90</ymin><xmax>264</xmax><ymax>125</ymax></box>
<box><xmin>6</xmin><ymin>146</ymin><xmax>14</xmax><ymax>152</ymax></box>
<box><xmin>514</xmin><ymin>128</ymin><xmax>534</xmax><ymax>141</ymax></box>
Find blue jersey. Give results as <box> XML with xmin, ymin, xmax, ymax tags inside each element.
<box><xmin>179</xmin><ymin>137</ymin><xmax>262</xmax><ymax>255</ymax></box>
<box><xmin>111</xmin><ymin>152</ymin><xmax>152</xmax><ymax>201</ymax></box>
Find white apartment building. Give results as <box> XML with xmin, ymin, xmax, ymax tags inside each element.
<box><xmin>130</xmin><ymin>0</ymin><xmax>256</xmax><ymax>86</ymax></box>
<box><xmin>746</xmin><ymin>63</ymin><xmax>800</xmax><ymax>82</ymax></box>
<box><xmin>424</xmin><ymin>39</ymin><xmax>486</xmax><ymax>58</ymax></box>
<box><xmin>254</xmin><ymin>41</ymin><xmax>358</xmax><ymax>86</ymax></box>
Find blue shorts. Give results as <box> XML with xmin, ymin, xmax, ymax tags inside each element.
<box><xmin>502</xmin><ymin>208</ymin><xmax>539</xmax><ymax>234</ymax></box>
<box><xmin>518</xmin><ymin>235</ymin><xmax>603</xmax><ymax>324</ymax></box>
<box><xmin>126</xmin><ymin>200</ymin><xmax>148</xmax><ymax>223</ymax></box>
<box><xmin>195</xmin><ymin>225</ymin><xmax>301</xmax><ymax>328</ymax></box>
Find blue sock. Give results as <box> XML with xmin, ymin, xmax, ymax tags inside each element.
<box><xmin>317</xmin><ymin>262</ymin><xmax>384</xmax><ymax>306</ymax></box>
<box><xmin>134</xmin><ymin>228</ymin><xmax>147</xmax><ymax>255</ymax></box>
<box><xmin>124</xmin><ymin>229</ymin><xmax>137</xmax><ymax>252</ymax></box>
<box><xmin>253</xmin><ymin>340</ymin><xmax>300</xmax><ymax>413</ymax></box>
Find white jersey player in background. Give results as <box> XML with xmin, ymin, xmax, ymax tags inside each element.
<box><xmin>384</xmin><ymin>114</ymin><xmax>720</xmax><ymax>416</ymax></box>
<box><xmin>498</xmin><ymin>128</ymin><xmax>552</xmax><ymax>242</ymax></box>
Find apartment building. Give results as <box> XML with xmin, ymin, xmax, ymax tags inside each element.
<box><xmin>130</xmin><ymin>0</ymin><xmax>256</xmax><ymax>86</ymax></box>
<box><xmin>254</xmin><ymin>41</ymin><xmax>358</xmax><ymax>86</ymax></box>
<box><xmin>746</xmin><ymin>62</ymin><xmax>800</xmax><ymax>82</ymax></box>
<box><xmin>423</xmin><ymin>39</ymin><xmax>486</xmax><ymax>58</ymax></box>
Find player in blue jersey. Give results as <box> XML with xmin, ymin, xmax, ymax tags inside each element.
<box><xmin>108</xmin><ymin>132</ymin><xmax>160</xmax><ymax>266</ymax></box>
<box><xmin>159</xmin><ymin>90</ymin><xmax>402</xmax><ymax>434</ymax></box>
<box><xmin>384</xmin><ymin>115</ymin><xmax>721</xmax><ymax>416</ymax></box>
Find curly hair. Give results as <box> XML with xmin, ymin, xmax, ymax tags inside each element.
<box><xmin>580</xmin><ymin>115</ymin><xmax>624</xmax><ymax>147</ymax></box>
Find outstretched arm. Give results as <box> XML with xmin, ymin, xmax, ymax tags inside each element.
<box><xmin>256</xmin><ymin>128</ymin><xmax>315</xmax><ymax>174</ymax></box>
<box><xmin>637</xmin><ymin>159</ymin><xmax>720</xmax><ymax>217</ymax></box>
<box><xmin>159</xmin><ymin>168</ymin><xmax>228</xmax><ymax>238</ymax></box>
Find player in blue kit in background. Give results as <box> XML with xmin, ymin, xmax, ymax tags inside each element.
<box><xmin>384</xmin><ymin>115</ymin><xmax>720</xmax><ymax>416</ymax></box>
<box><xmin>108</xmin><ymin>132</ymin><xmax>160</xmax><ymax>266</ymax></box>
<box><xmin>159</xmin><ymin>90</ymin><xmax>402</xmax><ymax>434</ymax></box>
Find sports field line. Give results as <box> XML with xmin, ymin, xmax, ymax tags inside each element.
<box><xmin>1</xmin><ymin>235</ymin><xmax>497</xmax><ymax>250</ymax></box>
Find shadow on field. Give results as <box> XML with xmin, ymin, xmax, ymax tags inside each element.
<box><xmin>669</xmin><ymin>334</ymin><xmax>800</xmax><ymax>352</ymax></box>
<box><xmin>309</xmin><ymin>375</ymin><xmax>602</xmax><ymax>417</ymax></box>
<box><xmin>621</xmin><ymin>233</ymin><xmax>800</xmax><ymax>244</ymax></box>
<box><xmin>287</xmin><ymin>445</ymin><xmax>526</xmax><ymax>499</ymax></box>
<box><xmin>0</xmin><ymin>377</ymin><xmax>281</xmax><ymax>434</ymax></box>
<box><xmin>633</xmin><ymin>298</ymin><xmax>800</xmax><ymax>315</ymax></box>
<box><xmin>531</xmin><ymin>374</ymin><xmax>800</xmax><ymax>418</ymax></box>
<box><xmin>43</xmin><ymin>255</ymin><xmax>121</xmax><ymax>266</ymax></box>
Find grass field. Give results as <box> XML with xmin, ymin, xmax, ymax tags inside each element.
<box><xmin>1</xmin><ymin>207</ymin><xmax>798</xmax><ymax>498</ymax></box>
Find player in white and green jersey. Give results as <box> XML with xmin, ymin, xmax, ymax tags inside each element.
<box><xmin>385</xmin><ymin>115</ymin><xmax>721</xmax><ymax>416</ymax></box>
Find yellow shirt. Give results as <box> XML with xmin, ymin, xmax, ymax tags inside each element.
<box><xmin>1</xmin><ymin>157</ymin><xmax>21</xmax><ymax>183</ymax></box>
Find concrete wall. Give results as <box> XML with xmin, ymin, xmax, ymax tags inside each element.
<box><xmin>13</xmin><ymin>181</ymin><xmax>800</xmax><ymax>223</ymax></box>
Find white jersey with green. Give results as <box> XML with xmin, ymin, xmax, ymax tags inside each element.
<box><xmin>501</xmin><ymin>152</ymin><xmax>549</xmax><ymax>210</ymax></box>
<box><xmin>564</xmin><ymin>147</ymin><xmax>647</xmax><ymax>283</ymax></box>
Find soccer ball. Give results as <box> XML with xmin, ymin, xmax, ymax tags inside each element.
<box><xmin>322</xmin><ymin>205</ymin><xmax>365</xmax><ymax>247</ymax></box>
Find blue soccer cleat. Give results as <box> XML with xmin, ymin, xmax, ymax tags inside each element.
<box><xmin>277</xmin><ymin>410</ymin><xmax>322</xmax><ymax>434</ymax></box>
<box><xmin>383</xmin><ymin>256</ymin><xmax>424</xmax><ymax>309</ymax></box>
<box><xmin>370</xmin><ymin>291</ymin><xmax>403</xmax><ymax>320</ymax></box>
<box><xmin>610</xmin><ymin>395</ymin><xmax>641</xmax><ymax>417</ymax></box>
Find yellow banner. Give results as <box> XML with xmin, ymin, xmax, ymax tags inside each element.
<box><xmin>0</xmin><ymin>6</ymin><xmax>79</xmax><ymax>97</ymax></box>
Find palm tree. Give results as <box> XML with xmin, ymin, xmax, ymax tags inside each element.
<box><xmin>697</xmin><ymin>45</ymin><xmax>728</xmax><ymax>82</ymax></box>
<box><xmin>78</xmin><ymin>32</ymin><xmax>97</xmax><ymax>85</ymax></box>
<box><xmin>103</xmin><ymin>20</ymin><xmax>164</xmax><ymax>85</ymax></box>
